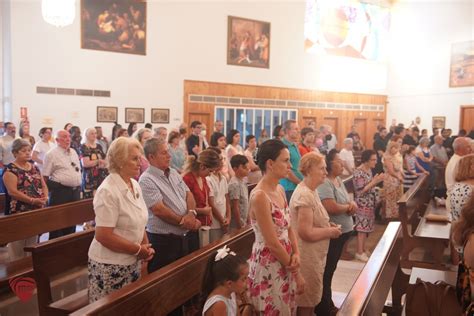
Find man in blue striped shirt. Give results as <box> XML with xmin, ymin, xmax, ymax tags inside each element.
<box><xmin>139</xmin><ymin>138</ymin><xmax>201</xmax><ymax>275</ymax></box>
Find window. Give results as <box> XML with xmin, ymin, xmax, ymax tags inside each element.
<box><xmin>215</xmin><ymin>106</ymin><xmax>297</xmax><ymax>146</ymax></box>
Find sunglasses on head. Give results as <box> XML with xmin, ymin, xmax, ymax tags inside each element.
<box><xmin>71</xmin><ymin>162</ymin><xmax>80</xmax><ymax>172</ymax></box>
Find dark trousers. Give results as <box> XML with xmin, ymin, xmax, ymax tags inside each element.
<box><xmin>147</xmin><ymin>231</ymin><xmax>199</xmax><ymax>316</ymax></box>
<box><xmin>48</xmin><ymin>182</ymin><xmax>81</xmax><ymax>240</ymax></box>
<box><xmin>315</xmin><ymin>231</ymin><xmax>352</xmax><ymax>315</ymax></box>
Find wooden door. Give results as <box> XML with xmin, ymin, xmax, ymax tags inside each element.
<box><xmin>322</xmin><ymin>117</ymin><xmax>340</xmax><ymax>149</ymax></box>
<box><xmin>354</xmin><ymin>118</ymin><xmax>368</xmax><ymax>149</ymax></box>
<box><xmin>188</xmin><ymin>113</ymin><xmax>211</xmax><ymax>142</ymax></box>
<box><xmin>302</xmin><ymin>116</ymin><xmax>317</xmax><ymax>128</ymax></box>
<box><xmin>460</xmin><ymin>106</ymin><xmax>474</xmax><ymax>132</ymax></box>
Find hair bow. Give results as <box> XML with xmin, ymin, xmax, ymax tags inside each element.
<box><xmin>215</xmin><ymin>245</ymin><xmax>236</xmax><ymax>262</ymax></box>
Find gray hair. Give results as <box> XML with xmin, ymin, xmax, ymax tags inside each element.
<box><xmin>133</xmin><ymin>128</ymin><xmax>152</xmax><ymax>143</ymax></box>
<box><xmin>143</xmin><ymin>137</ymin><xmax>167</xmax><ymax>160</ymax></box>
<box><xmin>11</xmin><ymin>138</ymin><xmax>31</xmax><ymax>155</ymax></box>
<box><xmin>419</xmin><ymin>137</ymin><xmax>430</xmax><ymax>146</ymax></box>
<box><xmin>82</xmin><ymin>127</ymin><xmax>96</xmax><ymax>144</ymax></box>
<box><xmin>283</xmin><ymin>120</ymin><xmax>296</xmax><ymax>132</ymax></box>
<box><xmin>343</xmin><ymin>138</ymin><xmax>353</xmax><ymax>145</ymax></box>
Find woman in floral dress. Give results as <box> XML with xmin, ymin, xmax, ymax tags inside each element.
<box><xmin>248</xmin><ymin>139</ymin><xmax>304</xmax><ymax>315</ymax></box>
<box><xmin>383</xmin><ymin>141</ymin><xmax>404</xmax><ymax>219</ymax></box>
<box><xmin>80</xmin><ymin>127</ymin><xmax>108</xmax><ymax>198</ymax></box>
<box><xmin>353</xmin><ymin>150</ymin><xmax>384</xmax><ymax>262</ymax></box>
<box><xmin>3</xmin><ymin>139</ymin><xmax>48</xmax><ymax>259</ymax></box>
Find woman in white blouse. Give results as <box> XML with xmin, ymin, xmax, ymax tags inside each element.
<box><xmin>87</xmin><ymin>137</ymin><xmax>154</xmax><ymax>302</ymax></box>
<box><xmin>32</xmin><ymin>127</ymin><xmax>52</xmax><ymax>173</ymax></box>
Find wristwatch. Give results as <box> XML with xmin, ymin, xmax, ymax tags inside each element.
<box><xmin>189</xmin><ymin>209</ymin><xmax>197</xmax><ymax>216</ymax></box>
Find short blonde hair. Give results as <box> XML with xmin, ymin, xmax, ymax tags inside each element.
<box><xmin>455</xmin><ymin>154</ymin><xmax>474</xmax><ymax>182</ymax></box>
<box><xmin>299</xmin><ymin>152</ymin><xmax>325</xmax><ymax>176</ymax></box>
<box><xmin>107</xmin><ymin>137</ymin><xmax>143</xmax><ymax>173</ymax></box>
<box><xmin>385</xmin><ymin>140</ymin><xmax>400</xmax><ymax>156</ymax></box>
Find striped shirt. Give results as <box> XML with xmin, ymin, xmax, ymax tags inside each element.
<box><xmin>139</xmin><ymin>165</ymin><xmax>190</xmax><ymax>235</ymax></box>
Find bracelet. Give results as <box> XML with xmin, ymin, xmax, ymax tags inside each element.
<box><xmin>133</xmin><ymin>244</ymin><xmax>141</xmax><ymax>256</ymax></box>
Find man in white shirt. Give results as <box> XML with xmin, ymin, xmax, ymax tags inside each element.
<box><xmin>339</xmin><ymin>138</ymin><xmax>355</xmax><ymax>176</ymax></box>
<box><xmin>0</xmin><ymin>122</ymin><xmax>18</xmax><ymax>168</ymax></box>
<box><xmin>445</xmin><ymin>137</ymin><xmax>472</xmax><ymax>210</ymax></box>
<box><xmin>43</xmin><ymin>130</ymin><xmax>82</xmax><ymax>239</ymax></box>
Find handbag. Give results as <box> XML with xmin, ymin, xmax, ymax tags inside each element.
<box><xmin>405</xmin><ymin>278</ymin><xmax>462</xmax><ymax>316</ymax></box>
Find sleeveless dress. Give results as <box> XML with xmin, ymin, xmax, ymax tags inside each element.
<box><xmin>202</xmin><ymin>293</ymin><xmax>237</xmax><ymax>315</ymax></box>
<box><xmin>248</xmin><ymin>189</ymin><xmax>296</xmax><ymax>315</ymax></box>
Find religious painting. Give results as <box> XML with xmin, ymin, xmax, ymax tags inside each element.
<box><xmin>97</xmin><ymin>106</ymin><xmax>118</xmax><ymax>122</ymax></box>
<box><xmin>81</xmin><ymin>0</ymin><xmax>146</xmax><ymax>55</ymax></box>
<box><xmin>125</xmin><ymin>108</ymin><xmax>145</xmax><ymax>123</ymax></box>
<box><xmin>449</xmin><ymin>41</ymin><xmax>474</xmax><ymax>87</ymax></box>
<box><xmin>304</xmin><ymin>0</ymin><xmax>391</xmax><ymax>61</ymax></box>
<box><xmin>432</xmin><ymin>116</ymin><xmax>446</xmax><ymax>129</ymax></box>
<box><xmin>227</xmin><ymin>16</ymin><xmax>270</xmax><ymax>69</ymax></box>
<box><xmin>151</xmin><ymin>108</ymin><xmax>170</xmax><ymax>124</ymax></box>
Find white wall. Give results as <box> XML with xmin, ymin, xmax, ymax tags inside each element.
<box><xmin>387</xmin><ymin>0</ymin><xmax>473</xmax><ymax>132</ymax></box>
<box><xmin>7</xmin><ymin>0</ymin><xmax>473</xmax><ymax>137</ymax></box>
<box><xmin>9</xmin><ymin>0</ymin><xmax>387</xmax><ymax>137</ymax></box>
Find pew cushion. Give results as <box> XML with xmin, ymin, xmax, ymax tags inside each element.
<box><xmin>49</xmin><ymin>288</ymin><xmax>89</xmax><ymax>313</ymax></box>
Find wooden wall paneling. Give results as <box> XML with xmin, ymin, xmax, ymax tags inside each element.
<box><xmin>183</xmin><ymin>80</ymin><xmax>387</xmax><ymax>149</ymax></box>
<box><xmin>354</xmin><ymin>118</ymin><xmax>368</xmax><ymax>147</ymax></box>
<box><xmin>460</xmin><ymin>106</ymin><xmax>474</xmax><ymax>132</ymax></box>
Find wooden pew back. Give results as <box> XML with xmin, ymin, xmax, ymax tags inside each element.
<box><xmin>397</xmin><ymin>174</ymin><xmax>429</xmax><ymax>238</ymax></box>
<box><xmin>71</xmin><ymin>228</ymin><xmax>255</xmax><ymax>316</ymax></box>
<box><xmin>0</xmin><ymin>199</ymin><xmax>94</xmax><ymax>245</ymax></box>
<box><xmin>24</xmin><ymin>230</ymin><xmax>94</xmax><ymax>316</ymax></box>
<box><xmin>338</xmin><ymin>222</ymin><xmax>407</xmax><ymax>315</ymax></box>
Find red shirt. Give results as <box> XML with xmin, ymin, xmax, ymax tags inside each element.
<box><xmin>298</xmin><ymin>143</ymin><xmax>311</xmax><ymax>157</ymax></box>
<box><xmin>182</xmin><ymin>172</ymin><xmax>211</xmax><ymax>225</ymax></box>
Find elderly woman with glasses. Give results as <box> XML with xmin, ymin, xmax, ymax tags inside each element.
<box><xmin>3</xmin><ymin>139</ymin><xmax>48</xmax><ymax>259</ymax></box>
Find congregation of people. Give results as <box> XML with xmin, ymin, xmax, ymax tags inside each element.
<box><xmin>1</xmin><ymin>116</ymin><xmax>474</xmax><ymax>315</ymax></box>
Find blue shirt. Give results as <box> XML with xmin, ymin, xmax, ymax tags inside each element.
<box><xmin>279</xmin><ymin>137</ymin><xmax>303</xmax><ymax>192</ymax></box>
<box><xmin>139</xmin><ymin>165</ymin><xmax>190</xmax><ymax>235</ymax></box>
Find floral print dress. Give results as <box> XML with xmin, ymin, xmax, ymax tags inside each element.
<box><xmin>80</xmin><ymin>144</ymin><xmax>108</xmax><ymax>199</ymax></box>
<box><xmin>248</xmin><ymin>189</ymin><xmax>296</xmax><ymax>316</ymax></box>
<box><xmin>5</xmin><ymin>163</ymin><xmax>45</xmax><ymax>214</ymax></box>
<box><xmin>384</xmin><ymin>155</ymin><xmax>403</xmax><ymax>219</ymax></box>
<box><xmin>353</xmin><ymin>168</ymin><xmax>376</xmax><ymax>233</ymax></box>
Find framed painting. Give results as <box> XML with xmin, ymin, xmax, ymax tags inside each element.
<box><xmin>125</xmin><ymin>108</ymin><xmax>145</xmax><ymax>123</ymax></box>
<box><xmin>227</xmin><ymin>16</ymin><xmax>270</xmax><ymax>69</ymax></box>
<box><xmin>151</xmin><ymin>108</ymin><xmax>170</xmax><ymax>124</ymax></box>
<box><xmin>449</xmin><ymin>41</ymin><xmax>474</xmax><ymax>87</ymax></box>
<box><xmin>97</xmin><ymin>106</ymin><xmax>118</xmax><ymax>123</ymax></box>
<box><xmin>432</xmin><ymin>116</ymin><xmax>446</xmax><ymax>129</ymax></box>
<box><xmin>81</xmin><ymin>0</ymin><xmax>147</xmax><ymax>55</ymax></box>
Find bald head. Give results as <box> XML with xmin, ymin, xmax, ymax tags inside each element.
<box><xmin>453</xmin><ymin>137</ymin><xmax>472</xmax><ymax>156</ymax></box>
<box><xmin>56</xmin><ymin>130</ymin><xmax>71</xmax><ymax>150</ymax></box>
<box><xmin>434</xmin><ymin>135</ymin><xmax>444</xmax><ymax>145</ymax></box>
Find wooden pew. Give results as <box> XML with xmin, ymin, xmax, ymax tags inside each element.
<box><xmin>397</xmin><ymin>175</ymin><xmax>450</xmax><ymax>269</ymax></box>
<box><xmin>338</xmin><ymin>221</ymin><xmax>409</xmax><ymax>316</ymax></box>
<box><xmin>0</xmin><ymin>193</ymin><xmax>6</xmax><ymax>215</ymax></box>
<box><xmin>24</xmin><ymin>229</ymin><xmax>94</xmax><ymax>316</ymax></box>
<box><xmin>0</xmin><ymin>199</ymin><xmax>94</xmax><ymax>292</ymax></box>
<box><xmin>70</xmin><ymin>227</ymin><xmax>255</xmax><ymax>316</ymax></box>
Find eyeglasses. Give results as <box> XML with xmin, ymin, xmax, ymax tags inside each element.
<box><xmin>71</xmin><ymin>162</ymin><xmax>80</xmax><ymax>172</ymax></box>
